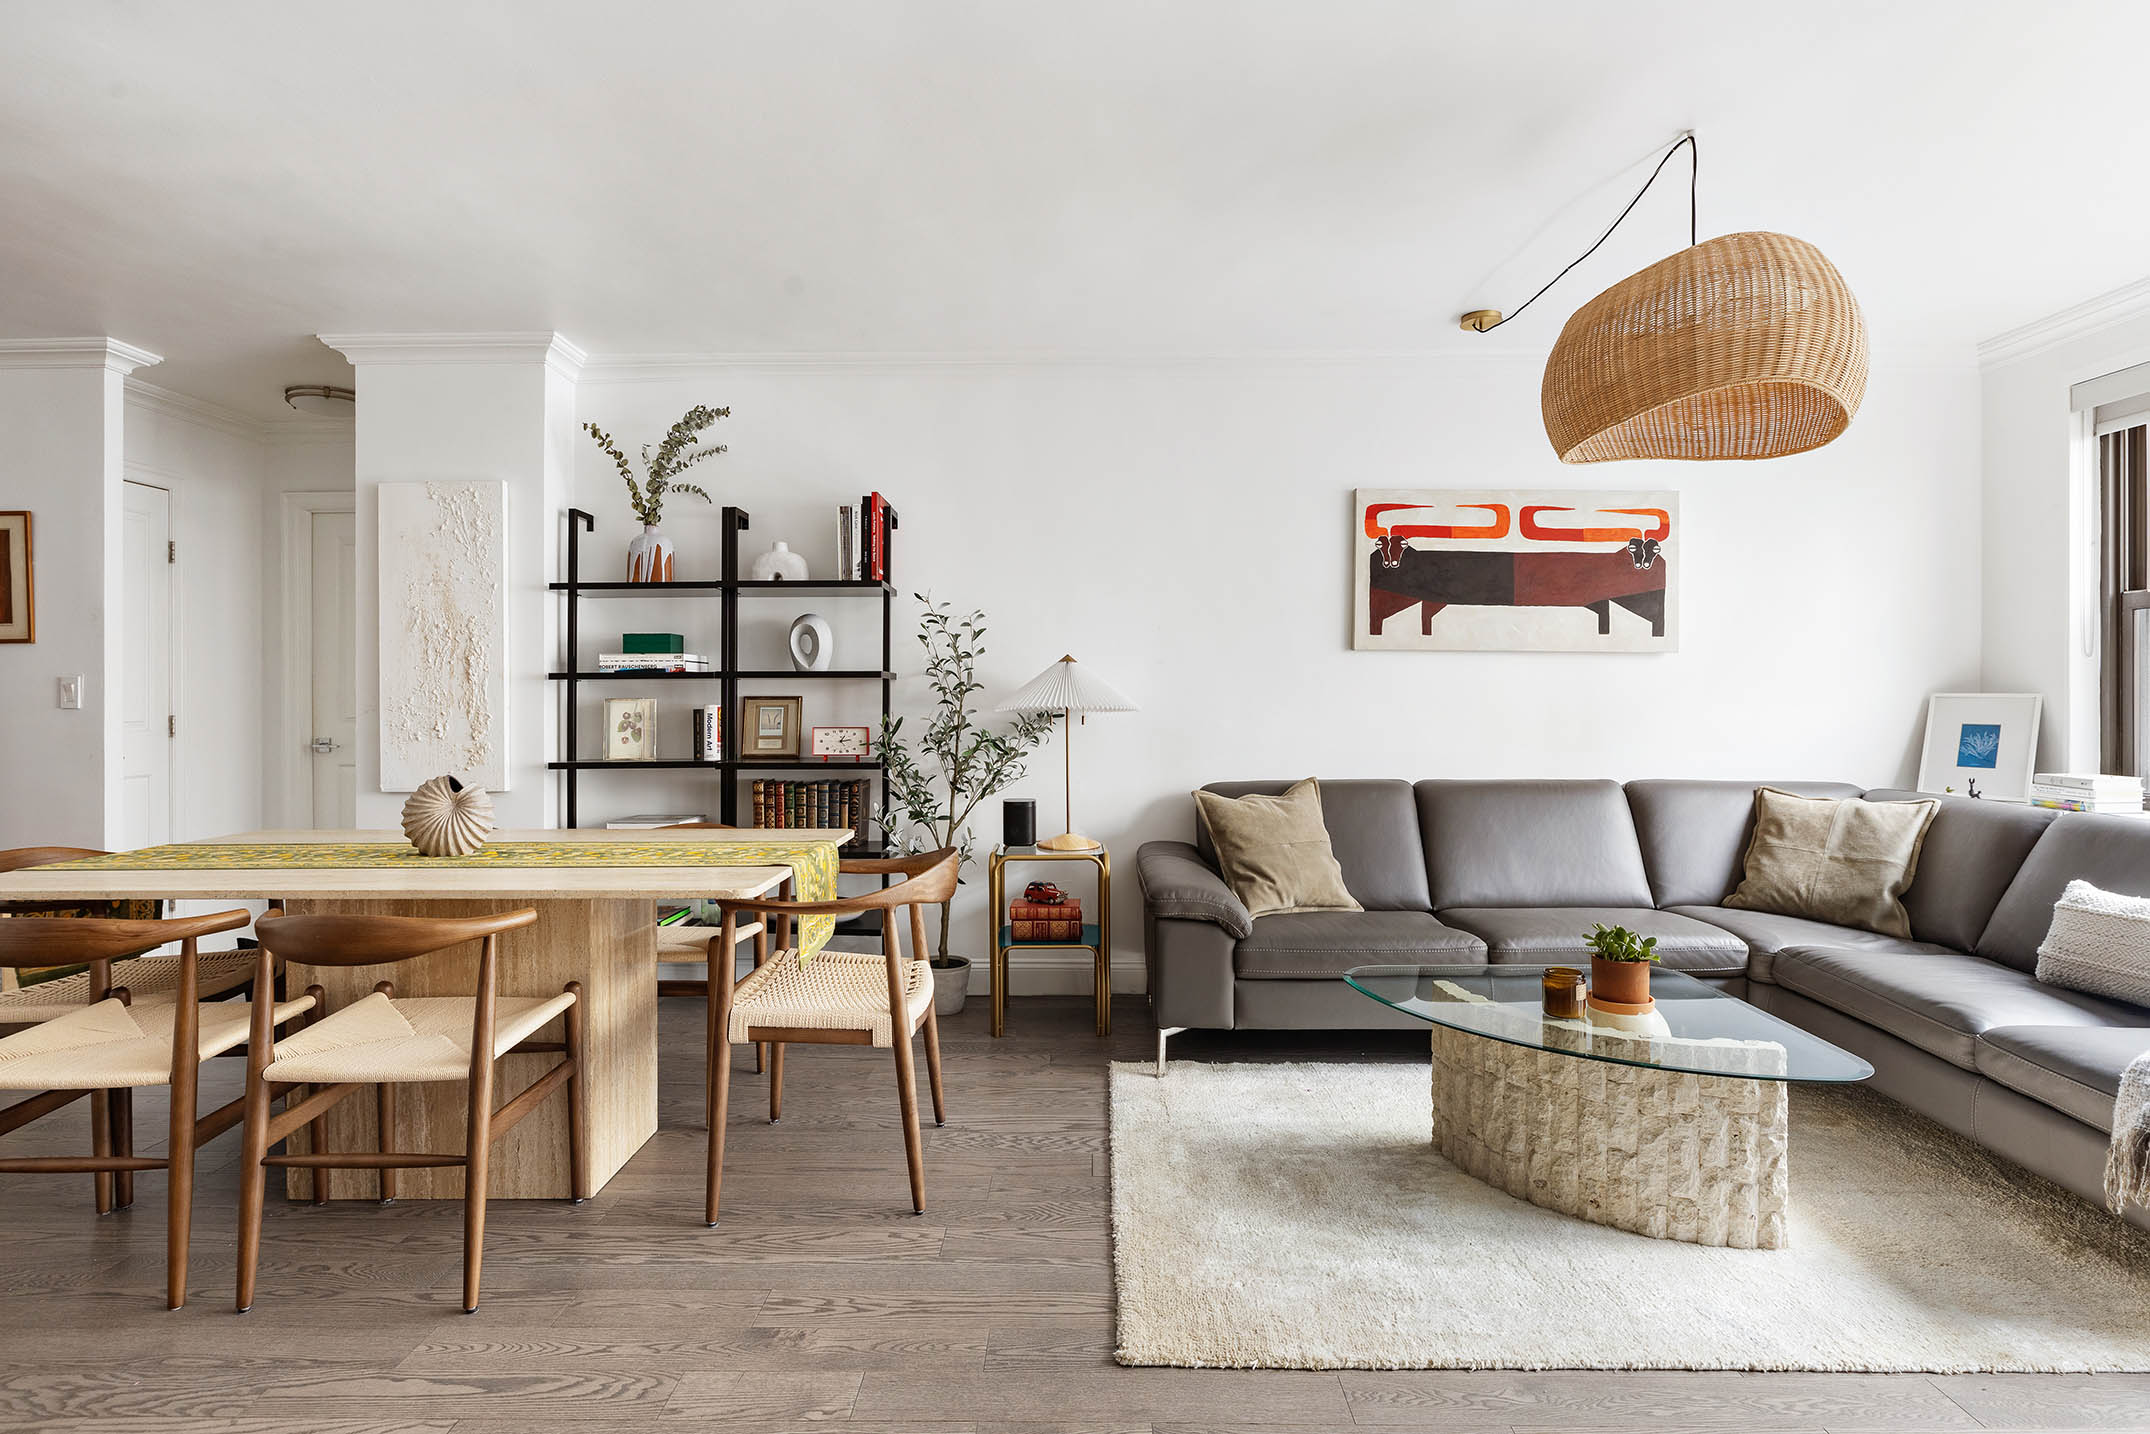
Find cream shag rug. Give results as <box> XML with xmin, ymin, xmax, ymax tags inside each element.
<box><xmin>1110</xmin><ymin>1060</ymin><xmax>2150</xmax><ymax>1371</ymax></box>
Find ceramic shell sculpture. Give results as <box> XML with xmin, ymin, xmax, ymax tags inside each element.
<box><xmin>401</xmin><ymin>775</ymin><xmax>496</xmax><ymax>857</ymax></box>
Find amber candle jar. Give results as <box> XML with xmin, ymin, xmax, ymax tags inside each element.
<box><xmin>1541</xmin><ymin>966</ymin><xmax>1585</xmax><ymax>1020</ymax></box>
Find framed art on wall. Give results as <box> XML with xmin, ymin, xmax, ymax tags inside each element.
<box><xmin>377</xmin><ymin>480</ymin><xmax>509</xmax><ymax>790</ymax></box>
<box><xmin>0</xmin><ymin>511</ymin><xmax>32</xmax><ymax>643</ymax></box>
<box><xmin>1916</xmin><ymin>692</ymin><xmax>2042</xmax><ymax>802</ymax></box>
<box><xmin>604</xmin><ymin>697</ymin><xmax>657</xmax><ymax>761</ymax></box>
<box><xmin>1352</xmin><ymin>489</ymin><xmax>1678</xmax><ymax>653</ymax></box>
<box><xmin>742</xmin><ymin>695</ymin><xmax>802</xmax><ymax>758</ymax></box>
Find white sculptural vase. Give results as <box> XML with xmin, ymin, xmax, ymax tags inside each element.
<box><xmin>626</xmin><ymin>523</ymin><xmax>674</xmax><ymax>582</ymax></box>
<box><xmin>788</xmin><ymin>612</ymin><xmax>833</xmax><ymax>671</ymax></box>
<box><xmin>401</xmin><ymin>775</ymin><xmax>496</xmax><ymax>857</ymax></box>
<box><xmin>749</xmin><ymin>541</ymin><xmax>808</xmax><ymax>582</ymax></box>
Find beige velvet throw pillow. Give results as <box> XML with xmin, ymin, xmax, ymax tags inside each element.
<box><xmin>1193</xmin><ymin>779</ymin><xmax>1362</xmax><ymax>922</ymax></box>
<box><xmin>1724</xmin><ymin>788</ymin><xmax>1937</xmax><ymax>939</ymax></box>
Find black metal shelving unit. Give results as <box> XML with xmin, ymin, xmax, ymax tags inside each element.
<box><xmin>550</xmin><ymin>504</ymin><xmax>897</xmax><ymax>835</ymax></box>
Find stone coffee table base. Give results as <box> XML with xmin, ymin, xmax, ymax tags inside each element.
<box><xmin>1429</xmin><ymin>1025</ymin><xmax>1790</xmax><ymax>1249</ymax></box>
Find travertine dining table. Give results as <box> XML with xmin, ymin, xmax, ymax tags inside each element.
<box><xmin>0</xmin><ymin>827</ymin><xmax>853</xmax><ymax>1199</ymax></box>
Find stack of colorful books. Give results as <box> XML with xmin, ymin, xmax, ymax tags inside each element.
<box><xmin>1009</xmin><ymin>897</ymin><xmax>1084</xmax><ymax>942</ymax></box>
<box><xmin>751</xmin><ymin>779</ymin><xmax>874</xmax><ymax>845</ymax></box>
<box><xmin>2029</xmin><ymin>772</ymin><xmax>2146</xmax><ymax>813</ymax></box>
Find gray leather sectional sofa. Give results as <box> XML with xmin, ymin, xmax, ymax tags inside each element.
<box><xmin>1137</xmin><ymin>778</ymin><xmax>2150</xmax><ymax>1228</ymax></box>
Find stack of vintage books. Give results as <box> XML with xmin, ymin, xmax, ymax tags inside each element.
<box><xmin>1009</xmin><ymin>895</ymin><xmax>1084</xmax><ymax>942</ymax></box>
<box><xmin>2029</xmin><ymin>772</ymin><xmax>2147</xmax><ymax>813</ymax></box>
<box><xmin>751</xmin><ymin>778</ymin><xmax>874</xmax><ymax>845</ymax></box>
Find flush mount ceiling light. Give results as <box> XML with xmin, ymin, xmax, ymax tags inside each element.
<box><xmin>1463</xmin><ymin>134</ymin><xmax>1868</xmax><ymax>463</ymax></box>
<box><xmin>283</xmin><ymin>384</ymin><xmax>354</xmax><ymax>416</ymax></box>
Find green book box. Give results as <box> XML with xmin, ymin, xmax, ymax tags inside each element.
<box><xmin>622</xmin><ymin>632</ymin><xmax>686</xmax><ymax>653</ymax></box>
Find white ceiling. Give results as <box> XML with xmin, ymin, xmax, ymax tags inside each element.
<box><xmin>2</xmin><ymin>0</ymin><xmax>2144</xmax><ymax>418</ymax></box>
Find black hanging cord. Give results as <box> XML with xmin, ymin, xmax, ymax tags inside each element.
<box><xmin>1470</xmin><ymin>133</ymin><xmax>1697</xmax><ymax>334</ymax></box>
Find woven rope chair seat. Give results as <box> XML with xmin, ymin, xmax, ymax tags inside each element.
<box><xmin>656</xmin><ymin>920</ymin><xmax>763</xmax><ymax>955</ymax></box>
<box><xmin>0</xmin><ymin>994</ymin><xmax>315</xmax><ymax>1090</ymax></box>
<box><xmin>726</xmin><ymin>949</ymin><xmax>932</xmax><ymax>1049</ymax></box>
<box><xmin>265</xmin><ymin>990</ymin><xmax>577</xmax><ymax>1084</ymax></box>
<box><xmin>0</xmin><ymin>950</ymin><xmax>266</xmax><ymax>1024</ymax></box>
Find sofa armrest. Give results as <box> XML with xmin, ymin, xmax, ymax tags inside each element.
<box><xmin>1137</xmin><ymin>840</ymin><xmax>1252</xmax><ymax>940</ymax></box>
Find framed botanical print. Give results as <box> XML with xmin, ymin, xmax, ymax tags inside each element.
<box><xmin>0</xmin><ymin>511</ymin><xmax>32</xmax><ymax>643</ymax></box>
<box><xmin>604</xmin><ymin>697</ymin><xmax>656</xmax><ymax>761</ymax></box>
<box><xmin>742</xmin><ymin>695</ymin><xmax>802</xmax><ymax>758</ymax></box>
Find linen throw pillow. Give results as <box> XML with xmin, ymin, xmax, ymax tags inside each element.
<box><xmin>2038</xmin><ymin>880</ymin><xmax>2150</xmax><ymax>1008</ymax></box>
<box><xmin>1192</xmin><ymin>779</ymin><xmax>1362</xmax><ymax>922</ymax></box>
<box><xmin>1723</xmin><ymin>788</ymin><xmax>1937</xmax><ymax>939</ymax></box>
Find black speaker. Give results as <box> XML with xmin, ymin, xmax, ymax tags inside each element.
<box><xmin>1003</xmin><ymin>798</ymin><xmax>1037</xmax><ymax>848</ymax></box>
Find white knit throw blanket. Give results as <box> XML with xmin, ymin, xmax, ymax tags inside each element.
<box><xmin>2109</xmin><ymin>1050</ymin><xmax>2150</xmax><ymax>1214</ymax></box>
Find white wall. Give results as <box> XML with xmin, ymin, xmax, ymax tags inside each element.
<box><xmin>572</xmin><ymin>353</ymin><xmax>1983</xmax><ymax>984</ymax></box>
<box><xmin>1980</xmin><ymin>303</ymin><xmax>2150</xmax><ymax>773</ymax></box>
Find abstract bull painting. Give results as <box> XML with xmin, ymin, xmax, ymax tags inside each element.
<box><xmin>1352</xmin><ymin>489</ymin><xmax>1679</xmax><ymax>652</ymax></box>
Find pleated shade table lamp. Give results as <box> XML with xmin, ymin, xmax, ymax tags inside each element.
<box><xmin>997</xmin><ymin>656</ymin><xmax>1136</xmax><ymax>852</ymax></box>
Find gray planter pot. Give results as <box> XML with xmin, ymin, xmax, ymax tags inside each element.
<box><xmin>930</xmin><ymin>957</ymin><xmax>970</xmax><ymax>1017</ymax></box>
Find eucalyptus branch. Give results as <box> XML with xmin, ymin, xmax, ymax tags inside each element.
<box><xmin>581</xmin><ymin>404</ymin><xmax>729</xmax><ymax>525</ymax></box>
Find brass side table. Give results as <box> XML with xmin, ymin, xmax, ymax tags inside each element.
<box><xmin>987</xmin><ymin>843</ymin><xmax>1111</xmax><ymax>1037</ymax></box>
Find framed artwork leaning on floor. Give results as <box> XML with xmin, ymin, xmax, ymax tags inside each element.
<box><xmin>1916</xmin><ymin>692</ymin><xmax>2042</xmax><ymax>802</ymax></box>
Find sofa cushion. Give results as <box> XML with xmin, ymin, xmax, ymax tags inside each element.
<box><xmin>1863</xmin><ymin>789</ymin><xmax>2056</xmax><ymax>952</ymax></box>
<box><xmin>1414</xmin><ymin>779</ymin><xmax>1653</xmax><ymax>909</ymax></box>
<box><xmin>1721</xmin><ymin>787</ymin><xmax>1937</xmax><ymax>939</ymax></box>
<box><xmin>1439</xmin><ymin>907</ymin><xmax>1747</xmax><ymax>975</ymax></box>
<box><xmin>1668</xmin><ymin>905</ymin><xmax>1956</xmax><ymax>985</ymax></box>
<box><xmin>1193</xmin><ymin>779</ymin><xmax>1361</xmax><ymax>921</ymax></box>
<box><xmin>1625</xmin><ymin>780</ymin><xmax>1863</xmax><ymax>908</ymax></box>
<box><xmin>2036</xmin><ymin>880</ymin><xmax>2150</xmax><ymax>1008</ymax></box>
<box><xmin>1232</xmin><ymin>910</ymin><xmax>1485</xmax><ymax>980</ymax></box>
<box><xmin>1771</xmin><ymin>946</ymin><xmax>2141</xmax><ymax>1071</ymax></box>
<box><xmin>1198</xmin><ymin>780</ymin><xmax>1431</xmax><ymax>912</ymax></box>
<box><xmin>1975</xmin><ymin>1025</ymin><xmax>2150</xmax><ymax>1134</ymax></box>
<box><xmin>1979</xmin><ymin>813</ymin><xmax>2150</xmax><ymax>973</ymax></box>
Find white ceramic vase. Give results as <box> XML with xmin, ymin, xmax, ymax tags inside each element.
<box><xmin>626</xmin><ymin>523</ymin><xmax>674</xmax><ymax>582</ymax></box>
<box><xmin>788</xmin><ymin>612</ymin><xmax>833</xmax><ymax>671</ymax></box>
<box><xmin>401</xmin><ymin>775</ymin><xmax>496</xmax><ymax>857</ymax></box>
<box><xmin>749</xmin><ymin>541</ymin><xmax>808</xmax><ymax>582</ymax></box>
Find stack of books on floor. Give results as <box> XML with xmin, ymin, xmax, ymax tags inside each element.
<box><xmin>751</xmin><ymin>779</ymin><xmax>873</xmax><ymax>845</ymax></box>
<box><xmin>2029</xmin><ymin>772</ymin><xmax>2146</xmax><ymax>813</ymax></box>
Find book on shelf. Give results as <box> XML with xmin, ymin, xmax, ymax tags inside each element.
<box><xmin>2029</xmin><ymin>790</ymin><xmax>2145</xmax><ymax>813</ymax></box>
<box><xmin>1009</xmin><ymin>896</ymin><xmax>1083</xmax><ymax>942</ymax></box>
<box><xmin>691</xmin><ymin>706</ymin><xmax>722</xmax><ymax>761</ymax></box>
<box><xmin>622</xmin><ymin>632</ymin><xmax>685</xmax><ymax>654</ymax></box>
<box><xmin>837</xmin><ymin>504</ymin><xmax>856</xmax><ymax>583</ymax></box>
<box><xmin>2032</xmin><ymin>772</ymin><xmax>2144</xmax><ymax>794</ymax></box>
<box><xmin>751</xmin><ymin>778</ymin><xmax>874</xmax><ymax>845</ymax></box>
<box><xmin>861</xmin><ymin>492</ymin><xmax>890</xmax><ymax>581</ymax></box>
<box><xmin>604</xmin><ymin>813</ymin><xmax>708</xmax><ymax>829</ymax></box>
<box><xmin>597</xmin><ymin>652</ymin><xmax>711</xmax><ymax>671</ymax></box>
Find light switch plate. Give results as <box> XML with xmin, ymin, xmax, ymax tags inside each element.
<box><xmin>57</xmin><ymin>675</ymin><xmax>82</xmax><ymax>710</ymax></box>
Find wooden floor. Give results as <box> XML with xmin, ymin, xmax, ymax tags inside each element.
<box><xmin>3</xmin><ymin>993</ymin><xmax>2146</xmax><ymax>1432</ymax></box>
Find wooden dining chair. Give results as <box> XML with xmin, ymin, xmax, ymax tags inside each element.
<box><xmin>0</xmin><ymin>908</ymin><xmax>316</xmax><ymax>1309</ymax></box>
<box><xmin>0</xmin><ymin>847</ymin><xmax>271</xmax><ymax>1024</ymax></box>
<box><xmin>705</xmin><ymin>848</ymin><xmax>958</xmax><ymax>1226</ymax></box>
<box><xmin>237</xmin><ymin>908</ymin><xmax>587</xmax><ymax>1313</ymax></box>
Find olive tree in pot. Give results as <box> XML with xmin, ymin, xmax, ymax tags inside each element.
<box><xmin>880</xmin><ymin>597</ymin><xmax>1054</xmax><ymax>1015</ymax></box>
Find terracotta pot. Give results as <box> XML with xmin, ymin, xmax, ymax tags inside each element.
<box><xmin>1589</xmin><ymin>954</ymin><xmax>1653</xmax><ymax>1006</ymax></box>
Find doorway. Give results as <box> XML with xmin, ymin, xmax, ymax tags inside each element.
<box><xmin>120</xmin><ymin>480</ymin><xmax>173</xmax><ymax>849</ymax></box>
<box><xmin>281</xmin><ymin>492</ymin><xmax>357</xmax><ymax>828</ymax></box>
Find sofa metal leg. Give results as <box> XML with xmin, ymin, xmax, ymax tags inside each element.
<box><xmin>1155</xmin><ymin>1026</ymin><xmax>1184</xmax><ymax>1078</ymax></box>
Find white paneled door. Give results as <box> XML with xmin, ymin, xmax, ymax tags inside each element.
<box><xmin>309</xmin><ymin>509</ymin><xmax>358</xmax><ymax>827</ymax></box>
<box><xmin>121</xmin><ymin>480</ymin><xmax>173</xmax><ymax>849</ymax></box>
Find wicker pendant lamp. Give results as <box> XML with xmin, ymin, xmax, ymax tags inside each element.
<box><xmin>1466</xmin><ymin>135</ymin><xmax>1868</xmax><ymax>463</ymax></box>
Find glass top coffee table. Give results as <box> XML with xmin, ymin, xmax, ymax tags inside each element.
<box><xmin>1343</xmin><ymin>964</ymin><xmax>1874</xmax><ymax>1249</ymax></box>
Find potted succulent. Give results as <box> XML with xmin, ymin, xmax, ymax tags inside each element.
<box><xmin>880</xmin><ymin>597</ymin><xmax>1055</xmax><ymax>1015</ymax></box>
<box><xmin>582</xmin><ymin>404</ymin><xmax>729</xmax><ymax>581</ymax></box>
<box><xmin>1584</xmin><ymin>922</ymin><xmax>1659</xmax><ymax>1007</ymax></box>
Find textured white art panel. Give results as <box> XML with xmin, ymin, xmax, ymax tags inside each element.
<box><xmin>377</xmin><ymin>480</ymin><xmax>509</xmax><ymax>791</ymax></box>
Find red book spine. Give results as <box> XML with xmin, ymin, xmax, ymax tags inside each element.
<box><xmin>1011</xmin><ymin>918</ymin><xmax>1084</xmax><ymax>941</ymax></box>
<box><xmin>1009</xmin><ymin>899</ymin><xmax>1082</xmax><ymax>921</ymax></box>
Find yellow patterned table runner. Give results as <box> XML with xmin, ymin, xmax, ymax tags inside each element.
<box><xmin>45</xmin><ymin>841</ymin><xmax>843</xmax><ymax>960</ymax></box>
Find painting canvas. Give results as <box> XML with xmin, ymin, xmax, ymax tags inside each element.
<box><xmin>0</xmin><ymin>511</ymin><xmax>30</xmax><ymax>643</ymax></box>
<box><xmin>1352</xmin><ymin>489</ymin><xmax>1678</xmax><ymax>652</ymax></box>
<box><xmin>1917</xmin><ymin>693</ymin><xmax>2042</xmax><ymax>802</ymax></box>
<box><xmin>377</xmin><ymin>480</ymin><xmax>509</xmax><ymax>791</ymax></box>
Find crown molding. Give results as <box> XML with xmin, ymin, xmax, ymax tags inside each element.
<box><xmin>124</xmin><ymin>378</ymin><xmax>260</xmax><ymax>439</ymax></box>
<box><xmin>1979</xmin><ymin>275</ymin><xmax>2150</xmax><ymax>369</ymax></box>
<box><xmin>319</xmin><ymin>331</ymin><xmax>586</xmax><ymax>380</ymax></box>
<box><xmin>0</xmin><ymin>337</ymin><xmax>162</xmax><ymax>373</ymax></box>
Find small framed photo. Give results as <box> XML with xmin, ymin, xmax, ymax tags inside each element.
<box><xmin>742</xmin><ymin>695</ymin><xmax>802</xmax><ymax>758</ymax></box>
<box><xmin>1917</xmin><ymin>692</ymin><xmax>2042</xmax><ymax>802</ymax></box>
<box><xmin>0</xmin><ymin>511</ymin><xmax>32</xmax><ymax>643</ymax></box>
<box><xmin>604</xmin><ymin>696</ymin><xmax>657</xmax><ymax>761</ymax></box>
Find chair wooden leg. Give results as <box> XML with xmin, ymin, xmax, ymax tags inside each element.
<box><xmin>304</xmin><ymin>985</ymin><xmax>329</xmax><ymax>1204</ymax></box>
<box><xmin>753</xmin><ymin>926</ymin><xmax>768</xmax><ymax>1076</ymax></box>
<box><xmin>89</xmin><ymin>1088</ymin><xmax>114</xmax><ymax>1215</ymax></box>
<box><xmin>234</xmin><ymin>1060</ymin><xmax>274</xmax><ymax>1312</ymax></box>
<box><xmin>461</xmin><ymin>1042</ymin><xmax>497</xmax><ymax>1313</ymax></box>
<box><xmin>921</xmin><ymin>1005</ymin><xmax>947</xmax><ymax>1128</ymax></box>
<box><xmin>705</xmin><ymin>992</ymin><xmax>733</xmax><ymax>1225</ymax></box>
<box><xmin>769</xmin><ymin>1042</ymin><xmax>784</xmax><ymax>1124</ymax></box>
<box><xmin>112</xmin><ymin>1087</ymin><xmax>135</xmax><ymax>1209</ymax></box>
<box><xmin>376</xmin><ymin>1083</ymin><xmax>397</xmax><ymax>1204</ymax></box>
<box><xmin>885</xmin><ymin>931</ymin><xmax>926</xmax><ymax>1214</ymax></box>
<box><xmin>167</xmin><ymin>1061</ymin><xmax>199</xmax><ymax>1310</ymax></box>
<box><xmin>564</xmin><ymin>980</ymin><xmax>589</xmax><ymax>1202</ymax></box>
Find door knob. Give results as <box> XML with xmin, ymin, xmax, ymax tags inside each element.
<box><xmin>309</xmin><ymin>738</ymin><xmax>339</xmax><ymax>754</ymax></box>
